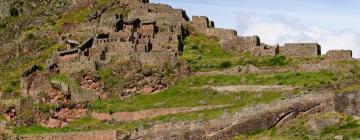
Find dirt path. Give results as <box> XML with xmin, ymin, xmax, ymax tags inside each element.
<box><xmin>91</xmin><ymin>104</ymin><xmax>232</xmax><ymax>122</ymax></box>
<box><xmin>209</xmin><ymin>85</ymin><xmax>300</xmax><ymax>93</ymax></box>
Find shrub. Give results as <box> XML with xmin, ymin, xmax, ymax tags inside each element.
<box><xmin>219</xmin><ymin>61</ymin><xmax>232</xmax><ymax>69</ymax></box>
<box><xmin>268</xmin><ymin>55</ymin><xmax>288</xmax><ymax>66</ymax></box>
<box><xmin>9</xmin><ymin>7</ymin><xmax>19</xmax><ymax>16</ymax></box>
<box><xmin>25</xmin><ymin>32</ymin><xmax>34</xmax><ymax>39</ymax></box>
<box><xmin>2</xmin><ymin>80</ymin><xmax>20</xmax><ymax>93</ymax></box>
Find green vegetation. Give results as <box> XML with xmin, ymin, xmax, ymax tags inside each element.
<box><xmin>237</xmin><ymin>113</ymin><xmax>360</xmax><ymax>140</ymax></box>
<box><xmin>9</xmin><ymin>7</ymin><xmax>19</xmax><ymax>17</ymax></box>
<box><xmin>180</xmin><ymin>70</ymin><xmax>334</xmax><ymax>88</ymax></box>
<box><xmin>87</xmin><ymin>69</ymin><xmax>333</xmax><ymax>113</ymax></box>
<box><xmin>181</xmin><ymin>34</ymin><xmax>234</xmax><ymax>71</ymax></box>
<box><xmin>96</xmin><ymin>0</ymin><xmax>109</xmax><ymax>5</ymax></box>
<box><xmin>97</xmin><ymin>68</ymin><xmax>124</xmax><ymax>93</ymax></box>
<box><xmin>181</xmin><ymin>34</ymin><xmax>294</xmax><ymax>72</ymax></box>
<box><xmin>59</xmin><ymin>8</ymin><xmax>91</xmax><ymax>24</ymax></box>
<box><xmin>13</xmin><ymin>116</ymin><xmax>106</xmax><ymax>135</ymax></box>
<box><xmin>50</xmin><ymin>74</ymin><xmax>78</xmax><ymax>87</ymax></box>
<box><xmin>15</xmin><ymin>91</ymin><xmax>283</xmax><ymax>135</ymax></box>
<box><xmin>235</xmin><ymin>53</ymin><xmax>293</xmax><ymax>67</ymax></box>
<box><xmin>90</xmin><ymin>87</ymin><xmax>273</xmax><ymax>112</ymax></box>
<box><xmin>1</xmin><ymin>80</ymin><xmax>20</xmax><ymax>94</ymax></box>
<box><xmin>0</xmin><ymin>38</ymin><xmax>59</xmax><ymax>93</ymax></box>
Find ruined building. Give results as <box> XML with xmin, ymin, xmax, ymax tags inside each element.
<box><xmin>53</xmin><ymin>2</ymin><xmax>189</xmax><ymax>74</ymax></box>
<box><xmin>189</xmin><ymin>15</ymin><xmax>351</xmax><ymax>59</ymax></box>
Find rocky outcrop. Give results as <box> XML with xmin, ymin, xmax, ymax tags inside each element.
<box><xmin>335</xmin><ymin>92</ymin><xmax>360</xmax><ymax>116</ymax></box>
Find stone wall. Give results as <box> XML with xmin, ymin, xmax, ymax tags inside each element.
<box><xmin>19</xmin><ymin>130</ymin><xmax>128</xmax><ymax>140</ymax></box>
<box><xmin>61</xmin><ymin>23</ymin><xmax>79</xmax><ymax>33</ymax></box>
<box><xmin>153</xmin><ymin>33</ymin><xmax>181</xmax><ymax>52</ymax></box>
<box><xmin>279</xmin><ymin>43</ymin><xmax>321</xmax><ymax>58</ymax></box>
<box><xmin>205</xmin><ymin>28</ymin><xmax>237</xmax><ymax>40</ymax></box>
<box><xmin>128</xmin><ymin>3</ymin><xmax>188</xmax><ymax>23</ymax></box>
<box><xmin>99</xmin><ymin>13</ymin><xmax>123</xmax><ymax>33</ymax></box>
<box><xmin>249</xmin><ymin>45</ymin><xmax>279</xmax><ymax>56</ymax></box>
<box><xmin>58</xmin><ymin>60</ymin><xmax>96</xmax><ymax>74</ymax></box>
<box><xmin>191</xmin><ymin>16</ymin><xmax>271</xmax><ymax>56</ymax></box>
<box><xmin>0</xmin><ymin>0</ymin><xmax>9</xmax><ymax>20</ymax></box>
<box><xmin>191</xmin><ymin>16</ymin><xmax>214</xmax><ymax>32</ymax></box>
<box><xmin>325</xmin><ymin>50</ymin><xmax>353</xmax><ymax>62</ymax></box>
<box><xmin>70</xmin><ymin>86</ymin><xmax>100</xmax><ymax>103</ymax></box>
<box><xmin>229</xmin><ymin>36</ymin><xmax>261</xmax><ymax>52</ymax></box>
<box><xmin>137</xmin><ymin>51</ymin><xmax>177</xmax><ymax>67</ymax></box>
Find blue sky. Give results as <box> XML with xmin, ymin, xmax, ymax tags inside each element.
<box><xmin>152</xmin><ymin>0</ymin><xmax>360</xmax><ymax>57</ymax></box>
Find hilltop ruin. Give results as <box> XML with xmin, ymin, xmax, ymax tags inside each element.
<box><xmin>0</xmin><ymin>0</ymin><xmax>359</xmax><ymax>139</ymax></box>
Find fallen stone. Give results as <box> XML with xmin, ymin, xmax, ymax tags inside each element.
<box><xmin>46</xmin><ymin>118</ymin><xmax>63</xmax><ymax>128</ymax></box>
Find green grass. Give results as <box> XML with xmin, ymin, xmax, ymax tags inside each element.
<box><xmin>13</xmin><ymin>116</ymin><xmax>109</xmax><ymax>135</ymax></box>
<box><xmin>14</xmin><ymin>91</ymin><xmax>284</xmax><ymax>135</ymax></box>
<box><xmin>181</xmin><ymin>34</ymin><xmax>297</xmax><ymax>72</ymax></box>
<box><xmin>90</xmin><ymin>86</ymin><xmax>236</xmax><ymax>112</ymax></box>
<box><xmin>59</xmin><ymin>8</ymin><xmax>91</xmax><ymax>24</ymax></box>
<box><xmin>97</xmin><ymin>68</ymin><xmax>124</xmax><ymax>93</ymax></box>
<box><xmin>96</xmin><ymin>0</ymin><xmax>109</xmax><ymax>5</ymax></box>
<box><xmin>181</xmin><ymin>34</ymin><xmax>233</xmax><ymax>71</ymax></box>
<box><xmin>0</xmin><ymin>42</ymin><xmax>59</xmax><ymax>93</ymax></box>
<box><xmin>49</xmin><ymin>74</ymin><xmax>78</xmax><ymax>87</ymax></box>
<box><xmin>89</xmin><ymin>70</ymin><xmax>334</xmax><ymax>113</ymax></box>
<box><xmin>179</xmin><ymin>70</ymin><xmax>334</xmax><ymax>88</ymax></box>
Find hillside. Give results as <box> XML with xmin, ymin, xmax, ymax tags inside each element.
<box><xmin>0</xmin><ymin>0</ymin><xmax>360</xmax><ymax>140</ymax></box>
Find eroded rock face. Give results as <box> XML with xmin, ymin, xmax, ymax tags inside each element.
<box><xmin>335</xmin><ymin>92</ymin><xmax>360</xmax><ymax>116</ymax></box>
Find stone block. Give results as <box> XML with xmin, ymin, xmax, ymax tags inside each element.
<box><xmin>279</xmin><ymin>43</ymin><xmax>321</xmax><ymax>58</ymax></box>
<box><xmin>325</xmin><ymin>50</ymin><xmax>353</xmax><ymax>62</ymax></box>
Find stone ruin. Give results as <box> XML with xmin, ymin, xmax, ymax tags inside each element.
<box><xmin>15</xmin><ymin>0</ymin><xmax>356</xmax><ymax>104</ymax></box>
<box><xmin>325</xmin><ymin>50</ymin><xmax>353</xmax><ymax>62</ymax></box>
<box><xmin>6</xmin><ymin>1</ymin><xmax>193</xmax><ymax>112</ymax></box>
<box><xmin>54</xmin><ymin>2</ymin><xmax>190</xmax><ymax>74</ymax></box>
<box><xmin>279</xmin><ymin>43</ymin><xmax>321</xmax><ymax>58</ymax></box>
<box><xmin>189</xmin><ymin>15</ymin><xmax>354</xmax><ymax>60</ymax></box>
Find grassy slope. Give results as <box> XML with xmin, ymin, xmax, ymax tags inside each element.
<box><xmin>11</xmin><ymin>32</ymin><xmax>347</xmax><ymax>135</ymax></box>
<box><xmin>0</xmin><ymin>1</ymin><xmax>101</xmax><ymax>93</ymax></box>
<box><xmin>181</xmin><ymin>34</ymin><xmax>296</xmax><ymax>72</ymax></box>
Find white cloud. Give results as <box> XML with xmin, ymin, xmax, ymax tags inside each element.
<box><xmin>236</xmin><ymin>12</ymin><xmax>360</xmax><ymax>58</ymax></box>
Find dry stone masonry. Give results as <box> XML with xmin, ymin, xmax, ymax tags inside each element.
<box><xmin>279</xmin><ymin>43</ymin><xmax>321</xmax><ymax>58</ymax></box>
<box><xmin>189</xmin><ymin>15</ymin><xmax>352</xmax><ymax>59</ymax></box>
